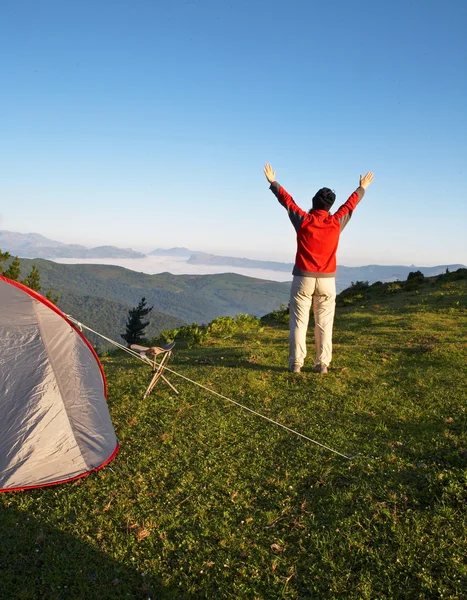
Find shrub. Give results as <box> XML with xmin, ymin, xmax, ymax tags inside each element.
<box><xmin>437</xmin><ymin>268</ymin><xmax>467</xmax><ymax>283</ymax></box>
<box><xmin>232</xmin><ymin>313</ymin><xmax>262</xmax><ymax>331</ymax></box>
<box><xmin>350</xmin><ymin>280</ymin><xmax>369</xmax><ymax>290</ymax></box>
<box><xmin>157</xmin><ymin>314</ymin><xmax>262</xmax><ymax>348</ymax></box>
<box><xmin>407</xmin><ymin>270</ymin><xmax>425</xmax><ymax>282</ymax></box>
<box><xmin>386</xmin><ymin>282</ymin><xmax>402</xmax><ymax>294</ymax></box>
<box><xmin>343</xmin><ymin>293</ymin><xmax>364</xmax><ymax>305</ymax></box>
<box><xmin>208</xmin><ymin>314</ymin><xmax>260</xmax><ymax>338</ymax></box>
<box><xmin>337</xmin><ymin>281</ymin><xmax>369</xmax><ymax>306</ymax></box>
<box><xmin>157</xmin><ymin>323</ymin><xmax>207</xmax><ymax>347</ymax></box>
<box><xmin>261</xmin><ymin>304</ymin><xmax>290</xmax><ymax>324</ymax></box>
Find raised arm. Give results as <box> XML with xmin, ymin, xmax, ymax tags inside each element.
<box><xmin>334</xmin><ymin>171</ymin><xmax>374</xmax><ymax>230</ymax></box>
<box><xmin>263</xmin><ymin>163</ymin><xmax>308</xmax><ymax>232</ymax></box>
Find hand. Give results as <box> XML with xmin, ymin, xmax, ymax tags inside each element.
<box><xmin>263</xmin><ymin>163</ymin><xmax>276</xmax><ymax>184</ymax></box>
<box><xmin>360</xmin><ymin>171</ymin><xmax>374</xmax><ymax>189</ymax></box>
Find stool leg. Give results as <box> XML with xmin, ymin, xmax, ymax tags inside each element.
<box><xmin>142</xmin><ymin>351</ymin><xmax>178</xmax><ymax>397</ymax></box>
<box><xmin>160</xmin><ymin>374</ymin><xmax>179</xmax><ymax>394</ymax></box>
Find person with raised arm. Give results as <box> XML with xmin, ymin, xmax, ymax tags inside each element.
<box><xmin>263</xmin><ymin>164</ymin><xmax>374</xmax><ymax>373</ymax></box>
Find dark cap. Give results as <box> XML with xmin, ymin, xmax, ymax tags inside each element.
<box><xmin>311</xmin><ymin>187</ymin><xmax>336</xmax><ymax>211</ymax></box>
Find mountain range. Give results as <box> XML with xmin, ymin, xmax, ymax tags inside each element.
<box><xmin>0</xmin><ymin>231</ymin><xmax>144</xmax><ymax>259</ymax></box>
<box><xmin>1</xmin><ymin>231</ymin><xmax>465</xmax><ymax>292</ymax></box>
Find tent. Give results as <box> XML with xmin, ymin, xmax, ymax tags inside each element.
<box><xmin>0</xmin><ymin>275</ymin><xmax>119</xmax><ymax>493</ymax></box>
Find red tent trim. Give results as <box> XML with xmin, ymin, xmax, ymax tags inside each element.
<box><xmin>0</xmin><ymin>444</ymin><xmax>120</xmax><ymax>494</ymax></box>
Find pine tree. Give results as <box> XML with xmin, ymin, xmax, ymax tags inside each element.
<box><xmin>121</xmin><ymin>297</ymin><xmax>153</xmax><ymax>346</ymax></box>
<box><xmin>45</xmin><ymin>289</ymin><xmax>59</xmax><ymax>305</ymax></box>
<box><xmin>0</xmin><ymin>252</ymin><xmax>57</xmax><ymax>302</ymax></box>
<box><xmin>22</xmin><ymin>265</ymin><xmax>42</xmax><ymax>291</ymax></box>
<box><xmin>3</xmin><ymin>255</ymin><xmax>21</xmax><ymax>280</ymax></box>
<box><xmin>0</xmin><ymin>249</ymin><xmax>11</xmax><ymax>274</ymax></box>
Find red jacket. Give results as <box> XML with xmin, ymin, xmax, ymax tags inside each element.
<box><xmin>270</xmin><ymin>182</ymin><xmax>365</xmax><ymax>277</ymax></box>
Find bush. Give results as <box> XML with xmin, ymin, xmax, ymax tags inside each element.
<box><xmin>337</xmin><ymin>281</ymin><xmax>369</xmax><ymax>306</ymax></box>
<box><xmin>208</xmin><ymin>314</ymin><xmax>261</xmax><ymax>338</ymax></box>
<box><xmin>231</xmin><ymin>313</ymin><xmax>262</xmax><ymax>331</ymax></box>
<box><xmin>261</xmin><ymin>304</ymin><xmax>290</xmax><ymax>324</ymax></box>
<box><xmin>437</xmin><ymin>268</ymin><xmax>467</xmax><ymax>283</ymax></box>
<box><xmin>386</xmin><ymin>282</ymin><xmax>402</xmax><ymax>294</ymax></box>
<box><xmin>350</xmin><ymin>280</ymin><xmax>369</xmax><ymax>290</ymax></box>
<box><xmin>407</xmin><ymin>270</ymin><xmax>425</xmax><ymax>282</ymax></box>
<box><xmin>157</xmin><ymin>323</ymin><xmax>208</xmax><ymax>348</ymax></box>
<box><xmin>156</xmin><ymin>314</ymin><xmax>262</xmax><ymax>348</ymax></box>
<box><xmin>343</xmin><ymin>293</ymin><xmax>364</xmax><ymax>305</ymax></box>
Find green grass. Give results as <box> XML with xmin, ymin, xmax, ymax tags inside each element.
<box><xmin>1</xmin><ymin>276</ymin><xmax>467</xmax><ymax>599</ymax></box>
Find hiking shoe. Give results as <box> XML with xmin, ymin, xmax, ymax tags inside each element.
<box><xmin>314</xmin><ymin>363</ymin><xmax>328</xmax><ymax>374</ymax></box>
<box><xmin>289</xmin><ymin>363</ymin><xmax>301</xmax><ymax>373</ymax></box>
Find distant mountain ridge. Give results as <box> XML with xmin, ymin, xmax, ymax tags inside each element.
<box><xmin>187</xmin><ymin>251</ymin><xmax>293</xmax><ymax>271</ymax></box>
<box><xmin>148</xmin><ymin>247</ymin><xmax>192</xmax><ymax>257</ymax></box>
<box><xmin>0</xmin><ymin>231</ymin><xmax>144</xmax><ymax>259</ymax></box>
<box><xmin>187</xmin><ymin>251</ymin><xmax>464</xmax><ymax>291</ymax></box>
<box><xmin>1</xmin><ymin>231</ymin><xmax>464</xmax><ymax>291</ymax></box>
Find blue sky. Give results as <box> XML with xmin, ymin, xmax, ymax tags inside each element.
<box><xmin>1</xmin><ymin>0</ymin><xmax>466</xmax><ymax>266</ymax></box>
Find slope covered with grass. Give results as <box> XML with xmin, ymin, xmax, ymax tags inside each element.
<box><xmin>19</xmin><ymin>258</ymin><xmax>291</xmax><ymax>324</ymax></box>
<box><xmin>1</xmin><ymin>272</ymin><xmax>466</xmax><ymax>599</ymax></box>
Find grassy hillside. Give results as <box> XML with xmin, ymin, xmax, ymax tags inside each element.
<box><xmin>20</xmin><ymin>258</ymin><xmax>291</xmax><ymax>324</ymax></box>
<box><xmin>1</xmin><ymin>272</ymin><xmax>466</xmax><ymax>599</ymax></box>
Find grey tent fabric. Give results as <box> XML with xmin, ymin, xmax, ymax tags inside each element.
<box><xmin>0</xmin><ymin>276</ymin><xmax>118</xmax><ymax>492</ymax></box>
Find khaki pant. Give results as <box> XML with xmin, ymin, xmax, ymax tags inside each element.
<box><xmin>289</xmin><ymin>276</ymin><xmax>336</xmax><ymax>368</ymax></box>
